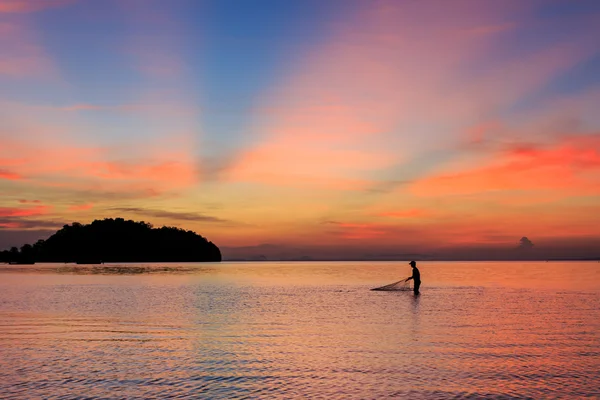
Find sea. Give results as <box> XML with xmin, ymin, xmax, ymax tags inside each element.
<box><xmin>0</xmin><ymin>261</ymin><xmax>599</xmax><ymax>399</ymax></box>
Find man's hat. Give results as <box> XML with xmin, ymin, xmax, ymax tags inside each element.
<box><xmin>409</xmin><ymin>260</ymin><xmax>416</xmax><ymax>266</ymax></box>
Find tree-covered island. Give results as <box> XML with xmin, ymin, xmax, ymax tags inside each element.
<box><xmin>0</xmin><ymin>218</ymin><xmax>221</xmax><ymax>263</ymax></box>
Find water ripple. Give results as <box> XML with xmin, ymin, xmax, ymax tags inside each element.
<box><xmin>1</xmin><ymin>262</ymin><xmax>599</xmax><ymax>399</ymax></box>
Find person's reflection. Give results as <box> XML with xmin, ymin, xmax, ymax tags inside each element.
<box><xmin>409</xmin><ymin>292</ymin><xmax>421</xmax><ymax>340</ymax></box>
<box><xmin>411</xmin><ymin>293</ymin><xmax>420</xmax><ymax>313</ymax></box>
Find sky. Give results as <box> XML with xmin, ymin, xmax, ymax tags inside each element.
<box><xmin>1</xmin><ymin>0</ymin><xmax>600</xmax><ymax>260</ymax></box>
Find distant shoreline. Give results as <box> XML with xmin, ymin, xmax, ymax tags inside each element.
<box><xmin>0</xmin><ymin>257</ymin><xmax>600</xmax><ymax>266</ymax></box>
<box><xmin>221</xmin><ymin>258</ymin><xmax>600</xmax><ymax>262</ymax></box>
<box><xmin>2</xmin><ymin>259</ymin><xmax>598</xmax><ymax>265</ymax></box>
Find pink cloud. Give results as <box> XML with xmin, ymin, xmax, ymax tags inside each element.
<box><xmin>464</xmin><ymin>121</ymin><xmax>503</xmax><ymax>147</ymax></box>
<box><xmin>0</xmin><ymin>168</ymin><xmax>22</xmax><ymax>180</ymax></box>
<box><xmin>0</xmin><ymin>54</ymin><xmax>52</xmax><ymax>77</ymax></box>
<box><xmin>0</xmin><ymin>204</ymin><xmax>51</xmax><ymax>217</ymax></box>
<box><xmin>67</xmin><ymin>203</ymin><xmax>94</xmax><ymax>211</ymax></box>
<box><xmin>227</xmin><ymin>1</ymin><xmax>597</xmax><ymax>189</ymax></box>
<box><xmin>60</xmin><ymin>104</ymin><xmax>104</xmax><ymax>112</ymax></box>
<box><xmin>56</xmin><ymin>102</ymin><xmax>196</xmax><ymax>117</ymax></box>
<box><xmin>117</xmin><ymin>1</ymin><xmax>189</xmax><ymax>80</ymax></box>
<box><xmin>18</xmin><ymin>199</ymin><xmax>41</xmax><ymax>204</ymax></box>
<box><xmin>116</xmin><ymin>101</ymin><xmax>197</xmax><ymax>117</ymax></box>
<box><xmin>0</xmin><ymin>20</ymin><xmax>57</xmax><ymax>78</ymax></box>
<box><xmin>463</xmin><ymin>22</ymin><xmax>516</xmax><ymax>36</ymax></box>
<box><xmin>0</xmin><ymin>0</ymin><xmax>74</xmax><ymax>13</ymax></box>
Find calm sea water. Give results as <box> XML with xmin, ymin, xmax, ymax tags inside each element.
<box><xmin>0</xmin><ymin>261</ymin><xmax>599</xmax><ymax>399</ymax></box>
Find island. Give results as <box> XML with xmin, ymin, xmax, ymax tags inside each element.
<box><xmin>0</xmin><ymin>218</ymin><xmax>221</xmax><ymax>263</ymax></box>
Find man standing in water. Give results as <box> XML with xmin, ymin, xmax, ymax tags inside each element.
<box><xmin>405</xmin><ymin>261</ymin><xmax>421</xmax><ymax>295</ymax></box>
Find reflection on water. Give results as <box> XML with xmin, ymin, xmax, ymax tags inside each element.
<box><xmin>0</xmin><ymin>262</ymin><xmax>599</xmax><ymax>398</ymax></box>
<box><xmin>0</xmin><ymin>263</ymin><xmax>220</xmax><ymax>275</ymax></box>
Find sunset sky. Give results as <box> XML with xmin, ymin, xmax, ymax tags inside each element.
<box><xmin>1</xmin><ymin>0</ymin><xmax>600</xmax><ymax>259</ymax></box>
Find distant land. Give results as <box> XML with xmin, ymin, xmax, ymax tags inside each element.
<box><xmin>0</xmin><ymin>218</ymin><xmax>221</xmax><ymax>264</ymax></box>
<box><xmin>219</xmin><ymin>241</ymin><xmax>600</xmax><ymax>262</ymax></box>
<box><xmin>2</xmin><ymin>224</ymin><xmax>598</xmax><ymax>263</ymax></box>
<box><xmin>221</xmin><ymin>256</ymin><xmax>600</xmax><ymax>262</ymax></box>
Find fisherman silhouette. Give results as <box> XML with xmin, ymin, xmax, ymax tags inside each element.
<box><xmin>405</xmin><ymin>261</ymin><xmax>421</xmax><ymax>295</ymax></box>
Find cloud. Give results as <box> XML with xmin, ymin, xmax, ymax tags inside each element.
<box><xmin>59</xmin><ymin>104</ymin><xmax>104</xmax><ymax>112</ymax></box>
<box><xmin>110</xmin><ymin>207</ymin><xmax>229</xmax><ymax>223</ymax></box>
<box><xmin>330</xmin><ymin>223</ymin><xmax>388</xmax><ymax>240</ymax></box>
<box><xmin>0</xmin><ymin>98</ymin><xmax>199</xmax><ymax>205</ymax></box>
<box><xmin>67</xmin><ymin>203</ymin><xmax>94</xmax><ymax>211</ymax></box>
<box><xmin>378</xmin><ymin>209</ymin><xmax>429</xmax><ymax>219</ymax></box>
<box><xmin>411</xmin><ymin>134</ymin><xmax>600</xmax><ymax>197</ymax></box>
<box><xmin>0</xmin><ymin>204</ymin><xmax>52</xmax><ymax>217</ymax></box>
<box><xmin>225</xmin><ymin>0</ymin><xmax>598</xmax><ymax>191</ymax></box>
<box><xmin>1</xmin><ymin>0</ymin><xmax>599</xmax><ymax>254</ymax></box>
<box><xmin>463</xmin><ymin>121</ymin><xmax>503</xmax><ymax>148</ymax></box>
<box><xmin>87</xmin><ymin>160</ymin><xmax>198</xmax><ymax>190</ymax></box>
<box><xmin>0</xmin><ymin>202</ymin><xmax>59</xmax><ymax>230</ymax></box>
<box><xmin>316</xmin><ymin>204</ymin><xmax>600</xmax><ymax>250</ymax></box>
<box><xmin>0</xmin><ymin>218</ymin><xmax>62</xmax><ymax>230</ymax></box>
<box><xmin>57</xmin><ymin>102</ymin><xmax>196</xmax><ymax>116</ymax></box>
<box><xmin>117</xmin><ymin>0</ymin><xmax>189</xmax><ymax>80</ymax></box>
<box><xmin>0</xmin><ymin>168</ymin><xmax>22</xmax><ymax>180</ymax></box>
<box><xmin>0</xmin><ymin>20</ymin><xmax>57</xmax><ymax>78</ymax></box>
<box><xmin>57</xmin><ymin>188</ymin><xmax>164</xmax><ymax>202</ymax></box>
<box><xmin>322</xmin><ymin>220</ymin><xmax>421</xmax><ymax>241</ymax></box>
<box><xmin>227</xmin><ymin>140</ymin><xmax>394</xmax><ymax>190</ymax></box>
<box><xmin>463</xmin><ymin>22</ymin><xmax>516</xmax><ymax>36</ymax></box>
<box><xmin>0</xmin><ymin>0</ymin><xmax>74</xmax><ymax>13</ymax></box>
<box><xmin>0</xmin><ymin>136</ymin><xmax>198</xmax><ymax>195</ymax></box>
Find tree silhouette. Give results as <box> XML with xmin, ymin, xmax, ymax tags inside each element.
<box><xmin>1</xmin><ymin>218</ymin><xmax>221</xmax><ymax>263</ymax></box>
<box><xmin>518</xmin><ymin>237</ymin><xmax>534</xmax><ymax>249</ymax></box>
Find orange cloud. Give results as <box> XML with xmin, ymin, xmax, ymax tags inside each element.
<box><xmin>0</xmin><ymin>204</ymin><xmax>51</xmax><ymax>217</ymax></box>
<box><xmin>412</xmin><ymin>134</ymin><xmax>600</xmax><ymax>197</ymax></box>
<box><xmin>1</xmin><ymin>99</ymin><xmax>198</xmax><ymax>200</ymax></box>
<box><xmin>67</xmin><ymin>203</ymin><xmax>94</xmax><ymax>211</ymax></box>
<box><xmin>0</xmin><ymin>134</ymin><xmax>197</xmax><ymax>195</ymax></box>
<box><xmin>378</xmin><ymin>209</ymin><xmax>429</xmax><ymax>219</ymax></box>
<box><xmin>0</xmin><ymin>168</ymin><xmax>22</xmax><ymax>180</ymax></box>
<box><xmin>228</xmin><ymin>141</ymin><xmax>392</xmax><ymax>190</ymax></box>
<box><xmin>327</xmin><ymin>222</ymin><xmax>388</xmax><ymax>240</ymax></box>
<box><xmin>319</xmin><ymin>205</ymin><xmax>600</xmax><ymax>249</ymax></box>
<box><xmin>88</xmin><ymin>160</ymin><xmax>196</xmax><ymax>185</ymax></box>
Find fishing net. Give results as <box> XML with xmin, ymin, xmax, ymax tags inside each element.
<box><xmin>371</xmin><ymin>279</ymin><xmax>412</xmax><ymax>291</ymax></box>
